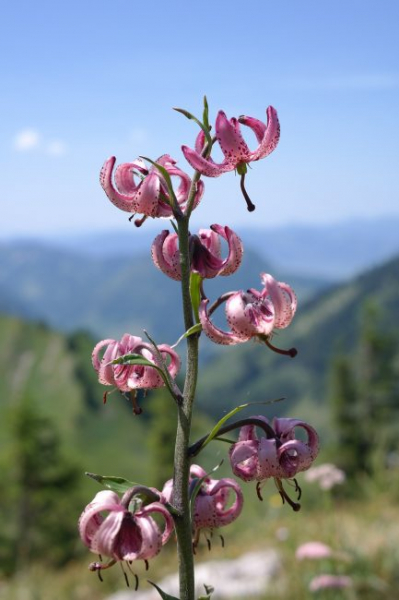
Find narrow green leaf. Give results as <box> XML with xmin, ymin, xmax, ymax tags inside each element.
<box><xmin>85</xmin><ymin>472</ymin><xmax>137</xmax><ymax>494</ymax></box>
<box><xmin>173</xmin><ymin>107</ymin><xmax>212</xmax><ymax>148</ymax></box>
<box><xmin>148</xmin><ymin>581</ymin><xmax>180</xmax><ymax>600</ymax></box>
<box><xmin>172</xmin><ymin>323</ymin><xmax>202</xmax><ymax>349</ymax></box>
<box><xmin>189</xmin><ymin>272</ymin><xmax>202</xmax><ymax>323</ymax></box>
<box><xmin>202</xmin><ymin>95</ymin><xmax>209</xmax><ymax>131</ymax></box>
<box><xmin>200</xmin><ymin>399</ymin><xmax>284</xmax><ymax>450</ymax></box>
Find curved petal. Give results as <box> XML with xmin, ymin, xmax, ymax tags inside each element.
<box><xmin>257</xmin><ymin>438</ymin><xmax>283</xmax><ymax>479</ymax></box>
<box><xmin>248</xmin><ymin>106</ymin><xmax>280</xmax><ymax>161</ymax></box>
<box><xmin>139</xmin><ymin>501</ymin><xmax>174</xmax><ymax>545</ymax></box>
<box><xmin>210</xmin><ymin>224</ymin><xmax>243</xmax><ymax>276</ymax></box>
<box><xmin>134</xmin><ymin>515</ymin><xmax>162</xmax><ymax>560</ymax></box>
<box><xmin>190</xmin><ymin>464</ymin><xmax>208</xmax><ymax>480</ymax></box>
<box><xmin>133</xmin><ymin>170</ymin><xmax>161</xmax><ymax>217</ymax></box>
<box><xmin>261</xmin><ymin>274</ymin><xmax>297</xmax><ymax>329</ymax></box>
<box><xmin>114</xmin><ymin>159</ymin><xmax>146</xmax><ymax>194</ymax></box>
<box><xmin>79</xmin><ymin>490</ymin><xmax>121</xmax><ymax>548</ymax></box>
<box><xmin>199</xmin><ymin>299</ymin><xmax>249</xmax><ymax>345</ymax></box>
<box><xmin>209</xmin><ymin>479</ymin><xmax>244</xmax><ymax>526</ymax></box>
<box><xmin>158</xmin><ymin>344</ymin><xmax>181</xmax><ymax>379</ymax></box>
<box><xmin>181</xmin><ymin>145</ymin><xmax>233</xmax><ymax>177</ymax></box>
<box><xmin>238</xmin><ymin>115</ymin><xmax>266</xmax><ymax>144</ymax></box>
<box><xmin>100</xmin><ymin>157</ymin><xmax>136</xmax><ymax>212</ymax></box>
<box><xmin>91</xmin><ymin>510</ymin><xmax>126</xmax><ymax>557</ymax></box>
<box><xmin>215</xmin><ymin>111</ymin><xmax>250</xmax><ymax>164</ymax></box>
<box><xmin>278</xmin><ymin>439</ymin><xmax>315</xmax><ymax>477</ymax></box>
<box><xmin>151</xmin><ymin>230</ymin><xmax>181</xmax><ymax>281</ymax></box>
<box><xmin>229</xmin><ymin>440</ymin><xmax>259</xmax><ymax>481</ymax></box>
<box><xmin>92</xmin><ymin>338</ymin><xmax>116</xmax><ymax>373</ymax></box>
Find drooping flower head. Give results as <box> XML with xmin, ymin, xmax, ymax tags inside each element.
<box><xmin>182</xmin><ymin>107</ymin><xmax>280</xmax><ymax>211</ymax></box>
<box><xmin>162</xmin><ymin>464</ymin><xmax>243</xmax><ymax>549</ymax></box>
<box><xmin>79</xmin><ymin>488</ymin><xmax>173</xmax><ymax>581</ymax></box>
<box><xmin>199</xmin><ymin>273</ymin><xmax>297</xmax><ymax>354</ymax></box>
<box><xmin>182</xmin><ymin>107</ymin><xmax>280</xmax><ymax>178</ymax></box>
<box><xmin>100</xmin><ymin>154</ymin><xmax>204</xmax><ymax>222</ymax></box>
<box><xmin>92</xmin><ymin>334</ymin><xmax>181</xmax><ymax>409</ymax></box>
<box><xmin>151</xmin><ymin>224</ymin><xmax>243</xmax><ymax>281</ymax></box>
<box><xmin>229</xmin><ymin>416</ymin><xmax>319</xmax><ymax>510</ymax></box>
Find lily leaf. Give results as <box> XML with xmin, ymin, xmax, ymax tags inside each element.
<box><xmin>148</xmin><ymin>581</ymin><xmax>180</xmax><ymax>599</ymax></box>
<box><xmin>189</xmin><ymin>272</ymin><xmax>202</xmax><ymax>323</ymax></box>
<box><xmin>202</xmin><ymin>95</ymin><xmax>210</xmax><ymax>131</ymax></box>
<box><xmin>85</xmin><ymin>472</ymin><xmax>137</xmax><ymax>494</ymax></box>
<box><xmin>173</xmin><ymin>107</ymin><xmax>212</xmax><ymax>148</ymax></box>
<box><xmin>200</xmin><ymin>398</ymin><xmax>284</xmax><ymax>450</ymax></box>
<box><xmin>172</xmin><ymin>323</ymin><xmax>203</xmax><ymax>349</ymax></box>
<box><xmin>111</xmin><ymin>353</ymin><xmax>170</xmax><ymax>387</ymax></box>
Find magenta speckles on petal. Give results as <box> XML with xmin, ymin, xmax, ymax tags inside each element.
<box><xmin>100</xmin><ymin>154</ymin><xmax>203</xmax><ymax>219</ymax></box>
<box><xmin>151</xmin><ymin>225</ymin><xmax>243</xmax><ymax>281</ymax></box>
<box><xmin>182</xmin><ymin>106</ymin><xmax>280</xmax><ymax>178</ymax></box>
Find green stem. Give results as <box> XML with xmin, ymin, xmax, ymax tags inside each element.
<box><xmin>172</xmin><ymin>214</ymin><xmax>199</xmax><ymax>600</ymax></box>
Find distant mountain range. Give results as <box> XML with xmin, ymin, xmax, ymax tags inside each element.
<box><xmin>0</xmin><ymin>241</ymin><xmax>326</xmax><ymax>343</ymax></box>
<box><xmin>196</xmin><ymin>254</ymin><xmax>399</xmax><ymax>437</ymax></box>
<box><xmin>12</xmin><ymin>215</ymin><xmax>399</xmax><ymax>279</ymax></box>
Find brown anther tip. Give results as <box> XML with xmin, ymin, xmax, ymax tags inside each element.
<box><xmin>103</xmin><ymin>392</ymin><xmax>108</xmax><ymax>404</ymax></box>
<box><xmin>288</xmin><ymin>347</ymin><xmax>298</xmax><ymax>358</ymax></box>
<box><xmin>133</xmin><ymin>406</ymin><xmax>143</xmax><ymax>415</ymax></box>
<box><xmin>128</xmin><ymin>214</ymin><xmax>135</xmax><ymax>222</ymax></box>
<box><xmin>134</xmin><ymin>217</ymin><xmax>145</xmax><ymax>228</ymax></box>
<box><xmin>256</xmin><ymin>482</ymin><xmax>264</xmax><ymax>501</ymax></box>
<box><xmin>247</xmin><ymin>202</ymin><xmax>256</xmax><ymax>212</ymax></box>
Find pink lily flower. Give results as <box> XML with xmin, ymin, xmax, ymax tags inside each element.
<box><xmin>92</xmin><ymin>334</ymin><xmax>181</xmax><ymax>392</ymax></box>
<box><xmin>182</xmin><ymin>106</ymin><xmax>280</xmax><ymax>177</ymax></box>
<box><xmin>79</xmin><ymin>489</ymin><xmax>173</xmax><ymax>568</ymax></box>
<box><xmin>229</xmin><ymin>416</ymin><xmax>319</xmax><ymax>510</ymax></box>
<box><xmin>162</xmin><ymin>464</ymin><xmax>243</xmax><ymax>548</ymax></box>
<box><xmin>100</xmin><ymin>154</ymin><xmax>204</xmax><ymax>219</ymax></box>
<box><xmin>309</xmin><ymin>575</ymin><xmax>353</xmax><ymax>592</ymax></box>
<box><xmin>230</xmin><ymin>416</ymin><xmax>319</xmax><ymax>481</ymax></box>
<box><xmin>151</xmin><ymin>224</ymin><xmax>243</xmax><ymax>281</ymax></box>
<box><xmin>199</xmin><ymin>273</ymin><xmax>297</xmax><ymax>348</ymax></box>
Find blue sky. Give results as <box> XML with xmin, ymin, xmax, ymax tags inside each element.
<box><xmin>2</xmin><ymin>0</ymin><xmax>399</xmax><ymax>237</ymax></box>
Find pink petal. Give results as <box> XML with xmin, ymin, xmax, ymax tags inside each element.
<box><xmin>249</xmin><ymin>106</ymin><xmax>280</xmax><ymax>161</ymax></box>
<box><xmin>226</xmin><ymin>292</ymin><xmax>275</xmax><ymax>337</ymax></box>
<box><xmin>257</xmin><ymin>438</ymin><xmax>284</xmax><ymax>479</ymax></box>
<box><xmin>114</xmin><ymin>159</ymin><xmax>146</xmax><ymax>194</ymax></box>
<box><xmin>151</xmin><ymin>230</ymin><xmax>181</xmax><ymax>281</ymax></box>
<box><xmin>181</xmin><ymin>145</ymin><xmax>233</xmax><ymax>177</ymax></box>
<box><xmin>133</xmin><ymin>170</ymin><xmax>161</xmax><ymax>217</ymax></box>
<box><xmin>229</xmin><ymin>440</ymin><xmax>259</xmax><ymax>481</ymax></box>
<box><xmin>209</xmin><ymin>479</ymin><xmax>243</xmax><ymax>526</ymax></box>
<box><xmin>139</xmin><ymin>501</ymin><xmax>174</xmax><ymax>545</ymax></box>
<box><xmin>199</xmin><ymin>299</ymin><xmax>248</xmax><ymax>345</ymax></box>
<box><xmin>210</xmin><ymin>224</ymin><xmax>243</xmax><ymax>276</ymax></box>
<box><xmin>215</xmin><ymin>111</ymin><xmax>251</xmax><ymax>164</ymax></box>
<box><xmin>100</xmin><ymin>157</ymin><xmax>136</xmax><ymax>212</ymax></box>
<box><xmin>261</xmin><ymin>274</ymin><xmax>297</xmax><ymax>329</ymax></box>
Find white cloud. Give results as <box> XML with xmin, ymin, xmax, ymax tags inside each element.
<box><xmin>13</xmin><ymin>129</ymin><xmax>40</xmax><ymax>151</ymax></box>
<box><xmin>46</xmin><ymin>140</ymin><xmax>67</xmax><ymax>156</ymax></box>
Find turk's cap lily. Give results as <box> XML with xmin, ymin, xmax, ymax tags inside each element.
<box><xmin>79</xmin><ymin>490</ymin><xmax>173</xmax><ymax>563</ymax></box>
<box><xmin>162</xmin><ymin>464</ymin><xmax>243</xmax><ymax>543</ymax></box>
<box><xmin>229</xmin><ymin>416</ymin><xmax>319</xmax><ymax>482</ymax></box>
<box><xmin>182</xmin><ymin>106</ymin><xmax>280</xmax><ymax>177</ymax></box>
<box><xmin>100</xmin><ymin>154</ymin><xmax>204</xmax><ymax>219</ymax></box>
<box><xmin>151</xmin><ymin>224</ymin><xmax>243</xmax><ymax>281</ymax></box>
<box><xmin>92</xmin><ymin>334</ymin><xmax>181</xmax><ymax>392</ymax></box>
<box><xmin>199</xmin><ymin>273</ymin><xmax>297</xmax><ymax>346</ymax></box>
